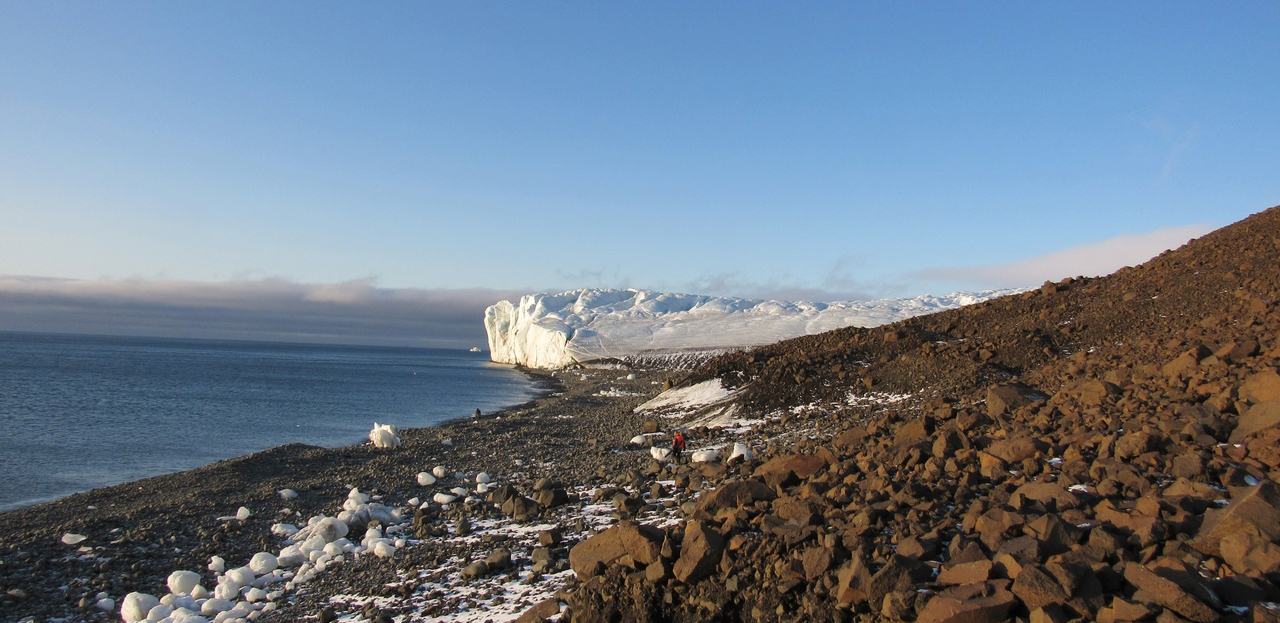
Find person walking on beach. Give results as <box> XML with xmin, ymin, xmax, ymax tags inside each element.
<box><xmin>672</xmin><ymin>431</ymin><xmax>686</xmax><ymax>461</ymax></box>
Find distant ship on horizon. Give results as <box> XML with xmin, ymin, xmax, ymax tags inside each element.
<box><xmin>469</xmin><ymin>347</ymin><xmax>482</xmax><ymax>352</ymax></box>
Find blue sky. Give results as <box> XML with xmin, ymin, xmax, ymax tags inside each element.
<box><xmin>1</xmin><ymin>2</ymin><xmax>1278</xmax><ymax>345</ymax></box>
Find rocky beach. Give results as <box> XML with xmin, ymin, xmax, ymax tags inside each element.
<box><xmin>5</xmin><ymin>204</ymin><xmax>1280</xmax><ymax>623</ymax></box>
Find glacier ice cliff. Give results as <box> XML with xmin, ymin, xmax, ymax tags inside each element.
<box><xmin>483</xmin><ymin>288</ymin><xmax>1021</xmax><ymax>369</ymax></box>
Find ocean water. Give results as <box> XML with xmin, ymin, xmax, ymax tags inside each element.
<box><xmin>0</xmin><ymin>332</ymin><xmax>542</xmax><ymax>513</ymax></box>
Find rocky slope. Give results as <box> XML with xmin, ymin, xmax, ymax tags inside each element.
<box><xmin>558</xmin><ymin>204</ymin><xmax>1280</xmax><ymax>622</ymax></box>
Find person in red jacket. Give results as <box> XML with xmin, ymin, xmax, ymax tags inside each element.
<box><xmin>671</xmin><ymin>431</ymin><xmax>686</xmax><ymax>460</ymax></box>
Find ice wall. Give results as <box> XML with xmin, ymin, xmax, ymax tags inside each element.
<box><xmin>483</xmin><ymin>288</ymin><xmax>1020</xmax><ymax>369</ymax></box>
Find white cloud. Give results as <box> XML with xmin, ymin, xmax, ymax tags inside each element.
<box><xmin>909</xmin><ymin>223</ymin><xmax>1215</xmax><ymax>288</ymax></box>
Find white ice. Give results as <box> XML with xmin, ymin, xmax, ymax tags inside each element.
<box><xmin>369</xmin><ymin>422</ymin><xmax>401</xmax><ymax>449</ymax></box>
<box><xmin>485</xmin><ymin>287</ymin><xmax>1022</xmax><ymax>368</ymax></box>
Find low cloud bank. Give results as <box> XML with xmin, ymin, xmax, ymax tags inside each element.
<box><xmin>910</xmin><ymin>224</ymin><xmax>1215</xmax><ymax>289</ymax></box>
<box><xmin>0</xmin><ymin>276</ymin><xmax>528</xmax><ymax>349</ymax></box>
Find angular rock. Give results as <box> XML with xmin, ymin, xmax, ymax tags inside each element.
<box><xmin>754</xmin><ymin>455</ymin><xmax>828</xmax><ymax>489</ymax></box>
<box><xmin>672</xmin><ymin>520</ymin><xmax>724</xmax><ymax>583</ymax></box>
<box><xmin>1220</xmin><ymin>532</ymin><xmax>1280</xmax><ymax>575</ymax></box>
<box><xmin>1244</xmin><ymin>368</ymin><xmax>1280</xmax><ymax>403</ymax></box>
<box><xmin>1231</xmin><ymin>399</ymin><xmax>1280</xmax><ymax>443</ymax></box>
<box><xmin>568</xmin><ymin>521</ymin><xmax>664</xmax><ymax>579</ymax></box>
<box><xmin>938</xmin><ymin>560</ymin><xmax>994</xmax><ymax>586</ymax></box>
<box><xmin>916</xmin><ymin>580</ymin><xmax>1017</xmax><ymax>623</ymax></box>
<box><xmin>515</xmin><ymin>597</ymin><xmax>562</xmax><ymax>623</ymax></box>
<box><xmin>1194</xmin><ymin>481</ymin><xmax>1280</xmax><ymax>555</ymax></box>
<box><xmin>1123</xmin><ymin>562</ymin><xmax>1219</xmax><ymax>622</ymax></box>
<box><xmin>987</xmin><ymin>384</ymin><xmax>1048</xmax><ymax>418</ymax></box>
<box><xmin>1012</xmin><ymin>563</ymin><xmax>1070</xmax><ymax>612</ymax></box>
<box><xmin>692</xmin><ymin>478</ymin><xmax>777</xmax><ymax>521</ymax></box>
<box><xmin>986</xmin><ymin>437</ymin><xmax>1048</xmax><ymax>463</ymax></box>
<box><xmin>1011</xmin><ymin>482</ymin><xmax>1084</xmax><ymax>512</ymax></box>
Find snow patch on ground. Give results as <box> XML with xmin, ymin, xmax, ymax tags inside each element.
<box><xmin>634</xmin><ymin>379</ymin><xmax>737</xmax><ymax>415</ymax></box>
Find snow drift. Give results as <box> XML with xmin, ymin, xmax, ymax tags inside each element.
<box><xmin>484</xmin><ymin>288</ymin><xmax>1020</xmax><ymax>369</ymax></box>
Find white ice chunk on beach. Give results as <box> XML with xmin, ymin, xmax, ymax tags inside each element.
<box><xmin>290</xmin><ymin>516</ymin><xmax>348</xmax><ymax>544</ymax></box>
<box><xmin>369</xmin><ymin>422</ymin><xmax>401</xmax><ymax>448</ymax></box>
<box><xmin>208</xmin><ymin>556</ymin><xmax>226</xmax><ymax>573</ymax></box>
<box><xmin>278</xmin><ymin>488</ymin><xmax>298</xmax><ymax>500</ymax></box>
<box><xmin>433</xmin><ymin>492</ymin><xmax>458</xmax><ymax>505</ymax></box>
<box><xmin>61</xmin><ymin>532</ymin><xmax>87</xmax><ymax>545</ymax></box>
<box><xmin>249</xmin><ymin>552</ymin><xmax>278</xmax><ymax>574</ymax></box>
<box><xmin>235</xmin><ymin>506</ymin><xmax>252</xmax><ymax>521</ymax></box>
<box><xmin>629</xmin><ymin>434</ymin><xmax>647</xmax><ymax>445</ymax></box>
<box><xmin>484</xmin><ymin>287</ymin><xmax>1022</xmax><ymax>369</ymax></box>
<box><xmin>650</xmin><ymin>446</ymin><xmax>672</xmax><ymax>461</ymax></box>
<box><xmin>476</xmin><ymin>472</ymin><xmax>491</xmax><ymax>484</ymax></box>
<box><xmin>416</xmin><ymin>471</ymin><xmax>436</xmax><ymax>486</ymax></box>
<box><xmin>167</xmin><ymin>570</ymin><xmax>202</xmax><ymax>596</ymax></box>
<box><xmin>432</xmin><ymin>465</ymin><xmax>447</xmax><ymax>478</ymax></box>
<box><xmin>728</xmin><ymin>442</ymin><xmax>753</xmax><ymax>462</ymax></box>
<box><xmin>691</xmin><ymin>448</ymin><xmax>721</xmax><ymax>463</ymax></box>
<box><xmin>120</xmin><ymin>591</ymin><xmax>159</xmax><ymax>622</ymax></box>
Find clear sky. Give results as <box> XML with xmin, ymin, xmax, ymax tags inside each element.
<box><xmin>1</xmin><ymin>2</ymin><xmax>1277</xmax><ymax>346</ymax></box>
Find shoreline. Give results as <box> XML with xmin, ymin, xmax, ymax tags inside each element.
<box><xmin>0</xmin><ymin>365</ymin><xmax>683</xmax><ymax>622</ymax></box>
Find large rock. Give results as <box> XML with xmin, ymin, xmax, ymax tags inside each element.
<box><xmin>985</xmin><ymin>437</ymin><xmax>1048</xmax><ymax>463</ymax></box>
<box><xmin>1011</xmin><ymin>564</ymin><xmax>1069</xmax><ymax>612</ymax></box>
<box><xmin>1231</xmin><ymin>399</ymin><xmax>1280</xmax><ymax>442</ymax></box>
<box><xmin>987</xmin><ymin>383</ymin><xmax>1049</xmax><ymax>418</ymax></box>
<box><xmin>754</xmin><ymin>454</ymin><xmax>829</xmax><ymax>488</ymax></box>
<box><xmin>1220</xmin><ymin>532</ymin><xmax>1280</xmax><ymax>575</ymax></box>
<box><xmin>1193</xmin><ymin>481</ymin><xmax>1280</xmax><ymax>555</ymax></box>
<box><xmin>568</xmin><ymin>521</ymin><xmax>664</xmax><ymax>579</ymax></box>
<box><xmin>1010</xmin><ymin>482</ymin><xmax>1084</xmax><ymax>512</ymax></box>
<box><xmin>835</xmin><ymin>555</ymin><xmax>931</xmax><ymax>608</ymax></box>
<box><xmin>672</xmin><ymin>521</ymin><xmax>724</xmax><ymax>583</ymax></box>
<box><xmin>693</xmin><ymin>478</ymin><xmax>777</xmax><ymax>520</ymax></box>
<box><xmin>916</xmin><ymin>581</ymin><xmax>1017</xmax><ymax>623</ymax></box>
<box><xmin>1123</xmin><ymin>562</ymin><xmax>1220</xmax><ymax>622</ymax></box>
<box><xmin>1243</xmin><ymin>368</ymin><xmax>1280</xmax><ymax>403</ymax></box>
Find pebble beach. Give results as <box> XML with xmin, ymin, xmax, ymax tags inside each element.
<box><xmin>0</xmin><ymin>366</ymin><xmax>695</xmax><ymax>622</ymax></box>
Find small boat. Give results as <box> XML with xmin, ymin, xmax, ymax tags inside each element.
<box><xmin>469</xmin><ymin>347</ymin><xmax>482</xmax><ymax>352</ymax></box>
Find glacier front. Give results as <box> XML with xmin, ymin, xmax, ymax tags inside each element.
<box><xmin>483</xmin><ymin>288</ymin><xmax>1020</xmax><ymax>369</ymax></box>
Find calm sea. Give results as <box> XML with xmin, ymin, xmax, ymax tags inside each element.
<box><xmin>0</xmin><ymin>332</ymin><xmax>541</xmax><ymax>513</ymax></box>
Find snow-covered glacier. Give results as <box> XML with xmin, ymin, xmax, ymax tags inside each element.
<box><xmin>484</xmin><ymin>288</ymin><xmax>1021</xmax><ymax>369</ymax></box>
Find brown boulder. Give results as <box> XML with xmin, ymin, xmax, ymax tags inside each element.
<box><xmin>692</xmin><ymin>478</ymin><xmax>777</xmax><ymax>521</ymax></box>
<box><xmin>835</xmin><ymin>554</ymin><xmax>931</xmax><ymax>607</ymax></box>
<box><xmin>1011</xmin><ymin>563</ymin><xmax>1069</xmax><ymax>612</ymax></box>
<box><xmin>1123</xmin><ymin>562</ymin><xmax>1220</xmax><ymax>622</ymax></box>
<box><xmin>916</xmin><ymin>580</ymin><xmax>1017</xmax><ymax>623</ymax></box>
<box><xmin>1194</xmin><ymin>481</ymin><xmax>1280</xmax><ymax>555</ymax></box>
<box><xmin>834</xmin><ymin>426</ymin><xmax>868</xmax><ymax>450</ymax></box>
<box><xmin>568</xmin><ymin>521</ymin><xmax>664</xmax><ymax>579</ymax></box>
<box><xmin>895</xmin><ymin>417</ymin><xmax>934</xmax><ymax>445</ymax></box>
<box><xmin>1244</xmin><ymin>368</ymin><xmax>1280</xmax><ymax>403</ymax></box>
<box><xmin>1163</xmin><ymin>345</ymin><xmax>1212</xmax><ymax>379</ymax></box>
<box><xmin>938</xmin><ymin>560</ymin><xmax>994</xmax><ymax>586</ymax></box>
<box><xmin>1220</xmin><ymin>532</ymin><xmax>1280</xmax><ymax>575</ymax></box>
<box><xmin>801</xmin><ymin>545</ymin><xmax>836</xmax><ymax>581</ymax></box>
<box><xmin>1077</xmin><ymin>379</ymin><xmax>1122</xmax><ymax>404</ymax></box>
<box><xmin>514</xmin><ymin>597</ymin><xmax>561</xmax><ymax>623</ymax></box>
<box><xmin>987</xmin><ymin>383</ymin><xmax>1048</xmax><ymax>418</ymax></box>
<box><xmin>754</xmin><ymin>454</ymin><xmax>828</xmax><ymax>487</ymax></box>
<box><xmin>672</xmin><ymin>520</ymin><xmax>724</xmax><ymax>583</ymax></box>
<box><xmin>1010</xmin><ymin>482</ymin><xmax>1084</xmax><ymax>512</ymax></box>
<box><xmin>1231</xmin><ymin>399</ymin><xmax>1280</xmax><ymax>443</ymax></box>
<box><xmin>986</xmin><ymin>437</ymin><xmax>1048</xmax><ymax>463</ymax></box>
